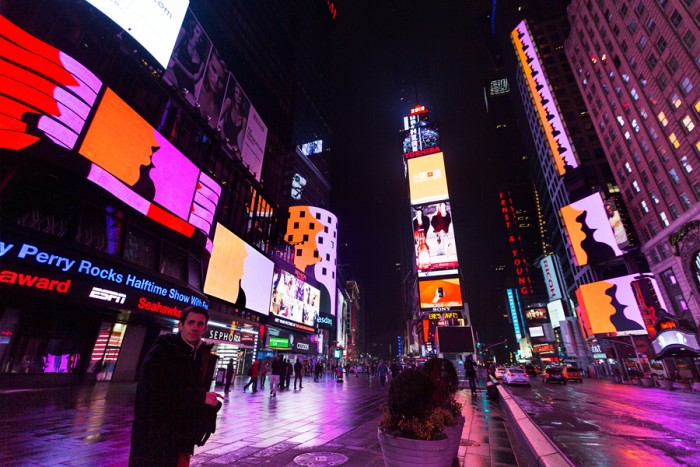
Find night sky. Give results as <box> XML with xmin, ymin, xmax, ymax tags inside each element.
<box><xmin>330</xmin><ymin>1</ymin><xmax>510</xmax><ymax>355</ymax></box>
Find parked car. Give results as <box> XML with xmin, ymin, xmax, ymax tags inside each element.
<box><xmin>502</xmin><ymin>367</ymin><xmax>530</xmax><ymax>386</ymax></box>
<box><xmin>541</xmin><ymin>367</ymin><xmax>566</xmax><ymax>384</ymax></box>
<box><xmin>562</xmin><ymin>366</ymin><xmax>583</xmax><ymax>382</ymax></box>
<box><xmin>494</xmin><ymin>366</ymin><xmax>507</xmax><ymax>379</ymax></box>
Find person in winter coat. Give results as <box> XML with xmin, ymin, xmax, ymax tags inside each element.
<box><xmin>269</xmin><ymin>354</ymin><xmax>283</xmax><ymax>397</ymax></box>
<box><xmin>294</xmin><ymin>357</ymin><xmax>303</xmax><ymax>390</ymax></box>
<box><xmin>259</xmin><ymin>358</ymin><xmax>268</xmax><ymax>389</ymax></box>
<box><xmin>243</xmin><ymin>359</ymin><xmax>259</xmax><ymax>393</ymax></box>
<box><xmin>129</xmin><ymin>306</ymin><xmax>223</xmax><ymax>466</ymax></box>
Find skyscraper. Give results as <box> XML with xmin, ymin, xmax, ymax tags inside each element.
<box><xmin>565</xmin><ymin>0</ymin><xmax>700</xmax><ymax>329</ymax></box>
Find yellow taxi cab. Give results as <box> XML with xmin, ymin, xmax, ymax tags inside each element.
<box><xmin>562</xmin><ymin>366</ymin><xmax>583</xmax><ymax>382</ymax></box>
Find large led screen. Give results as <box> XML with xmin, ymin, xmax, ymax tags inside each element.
<box><xmin>270</xmin><ymin>267</ymin><xmax>320</xmax><ymax>327</ymax></box>
<box><xmin>511</xmin><ymin>20</ymin><xmax>579</xmax><ymax>176</ymax></box>
<box><xmin>285</xmin><ymin>206</ymin><xmax>337</xmax><ymax>317</ymax></box>
<box><xmin>547</xmin><ymin>300</ymin><xmax>566</xmax><ymax>329</ymax></box>
<box><xmin>575</xmin><ymin>274</ymin><xmax>667</xmax><ymax>337</ymax></box>
<box><xmin>86</xmin><ymin>0</ymin><xmax>189</xmax><ymax>68</ymax></box>
<box><xmin>412</xmin><ymin>201</ymin><xmax>459</xmax><ymax>272</ymax></box>
<box><xmin>203</xmin><ymin>224</ymin><xmax>274</xmax><ymax>314</ymax></box>
<box><xmin>162</xmin><ymin>10</ymin><xmax>268</xmax><ymax>181</ymax></box>
<box><xmin>561</xmin><ymin>193</ymin><xmax>624</xmax><ymax>266</ymax></box>
<box><xmin>0</xmin><ymin>17</ymin><xmax>220</xmax><ymax>239</ymax></box>
<box><xmin>407</xmin><ymin>152</ymin><xmax>449</xmax><ymax>205</ymax></box>
<box><xmin>418</xmin><ymin>278</ymin><xmax>463</xmax><ymax>311</ymax></box>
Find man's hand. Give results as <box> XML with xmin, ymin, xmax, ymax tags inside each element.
<box><xmin>205</xmin><ymin>392</ymin><xmax>224</xmax><ymax>406</ymax></box>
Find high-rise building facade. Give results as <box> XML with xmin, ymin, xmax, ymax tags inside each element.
<box><xmin>565</xmin><ymin>0</ymin><xmax>700</xmax><ymax>329</ymax></box>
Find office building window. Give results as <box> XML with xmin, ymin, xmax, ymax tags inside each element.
<box><xmin>656</xmin><ymin>36</ymin><xmax>668</xmax><ymax>53</ymax></box>
<box><xmin>669</xmin><ymin>203</ymin><xmax>680</xmax><ymax>219</ymax></box>
<box><xmin>680</xmin><ymin>193</ymin><xmax>692</xmax><ymax>210</ymax></box>
<box><xmin>680</xmin><ymin>77</ymin><xmax>694</xmax><ymax>94</ymax></box>
<box><xmin>641</xmin><ymin>200</ymin><xmax>650</xmax><ymax>213</ymax></box>
<box><xmin>638</xmin><ymin>35</ymin><xmax>648</xmax><ymax>50</ymax></box>
<box><xmin>633</xmin><ymin>180</ymin><xmax>641</xmax><ymax>192</ymax></box>
<box><xmin>671</xmin><ymin>10</ymin><xmax>683</xmax><ymax>28</ymax></box>
<box><xmin>683</xmin><ymin>30</ymin><xmax>696</xmax><ymax>49</ymax></box>
<box><xmin>660</xmin><ymin>211</ymin><xmax>670</xmax><ymax>227</ymax></box>
<box><xmin>667</xmin><ymin>57</ymin><xmax>680</xmax><ymax>74</ymax></box>
<box><xmin>683</xmin><ymin>116</ymin><xmax>696</xmax><ymax>133</ymax></box>
<box><xmin>669</xmin><ymin>168</ymin><xmax>680</xmax><ymax>184</ymax></box>
<box><xmin>660</xmin><ymin>181</ymin><xmax>670</xmax><ymax>196</ymax></box>
<box><xmin>647</xmin><ymin>53</ymin><xmax>658</xmax><ymax>68</ymax></box>
<box><xmin>658</xmin><ymin>111</ymin><xmax>669</xmax><ymax>126</ymax></box>
<box><xmin>649</xmin><ymin>221</ymin><xmax>658</xmax><ymax>235</ymax></box>
<box><xmin>670</xmin><ymin>93</ymin><xmax>682</xmax><ymax>108</ymax></box>
<box><xmin>651</xmin><ymin>191</ymin><xmax>660</xmax><ymax>203</ymax></box>
<box><xmin>669</xmin><ymin>133</ymin><xmax>681</xmax><ymax>148</ymax></box>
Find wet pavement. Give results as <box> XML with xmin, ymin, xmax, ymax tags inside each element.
<box><xmin>0</xmin><ymin>373</ymin><xmax>516</xmax><ymax>466</ymax></box>
<box><xmin>504</xmin><ymin>377</ymin><xmax>700</xmax><ymax>466</ymax></box>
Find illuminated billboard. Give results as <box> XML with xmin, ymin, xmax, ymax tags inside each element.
<box><xmin>418</xmin><ymin>278</ymin><xmax>463</xmax><ymax>311</ymax></box>
<box><xmin>269</xmin><ymin>267</ymin><xmax>320</xmax><ymax>327</ymax></box>
<box><xmin>540</xmin><ymin>254</ymin><xmax>563</xmax><ymax>301</ymax></box>
<box><xmin>561</xmin><ymin>193</ymin><xmax>625</xmax><ymax>266</ymax></box>
<box><xmin>511</xmin><ymin>20</ymin><xmax>579</xmax><ymax>176</ymax></box>
<box><xmin>162</xmin><ymin>10</ymin><xmax>268</xmax><ymax>181</ymax></box>
<box><xmin>412</xmin><ymin>201</ymin><xmax>459</xmax><ymax>272</ymax></box>
<box><xmin>0</xmin><ymin>17</ymin><xmax>221</xmax><ymax>239</ymax></box>
<box><xmin>285</xmin><ymin>206</ymin><xmax>337</xmax><ymax>317</ymax></box>
<box><xmin>575</xmin><ymin>274</ymin><xmax>668</xmax><ymax>337</ymax></box>
<box><xmin>402</xmin><ymin>107</ymin><xmax>441</xmax><ymax>159</ymax></box>
<box><xmin>407</xmin><ymin>152</ymin><xmax>449</xmax><ymax>205</ymax></box>
<box><xmin>203</xmin><ymin>224</ymin><xmax>274</xmax><ymax>314</ymax></box>
<box><xmin>547</xmin><ymin>300</ymin><xmax>566</xmax><ymax>329</ymax></box>
<box><xmin>86</xmin><ymin>0</ymin><xmax>189</xmax><ymax>68</ymax></box>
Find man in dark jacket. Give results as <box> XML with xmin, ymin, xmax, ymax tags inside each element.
<box><xmin>293</xmin><ymin>357</ymin><xmax>303</xmax><ymax>390</ymax></box>
<box><xmin>129</xmin><ymin>306</ymin><xmax>223</xmax><ymax>466</ymax></box>
<box><xmin>269</xmin><ymin>354</ymin><xmax>282</xmax><ymax>397</ymax></box>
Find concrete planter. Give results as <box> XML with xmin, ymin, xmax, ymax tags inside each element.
<box><xmin>657</xmin><ymin>379</ymin><xmax>673</xmax><ymax>389</ymax></box>
<box><xmin>443</xmin><ymin>415</ymin><xmax>465</xmax><ymax>459</ymax></box>
<box><xmin>639</xmin><ymin>378</ymin><xmax>655</xmax><ymax>388</ymax></box>
<box><xmin>378</xmin><ymin>428</ymin><xmax>457</xmax><ymax>467</ymax></box>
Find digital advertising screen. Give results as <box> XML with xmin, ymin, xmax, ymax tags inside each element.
<box><xmin>575</xmin><ymin>274</ymin><xmax>667</xmax><ymax>337</ymax></box>
<box><xmin>407</xmin><ymin>152</ymin><xmax>449</xmax><ymax>205</ymax></box>
<box><xmin>0</xmin><ymin>17</ymin><xmax>221</xmax><ymax>240</ymax></box>
<box><xmin>162</xmin><ymin>10</ymin><xmax>268</xmax><ymax>181</ymax></box>
<box><xmin>269</xmin><ymin>267</ymin><xmax>320</xmax><ymax>327</ymax></box>
<box><xmin>511</xmin><ymin>20</ymin><xmax>579</xmax><ymax>176</ymax></box>
<box><xmin>203</xmin><ymin>224</ymin><xmax>274</xmax><ymax>314</ymax></box>
<box><xmin>561</xmin><ymin>193</ymin><xmax>625</xmax><ymax>266</ymax></box>
<box><xmin>285</xmin><ymin>206</ymin><xmax>338</xmax><ymax>317</ymax></box>
<box><xmin>418</xmin><ymin>278</ymin><xmax>463</xmax><ymax>311</ymax></box>
<box><xmin>412</xmin><ymin>201</ymin><xmax>459</xmax><ymax>272</ymax></box>
<box><xmin>529</xmin><ymin>326</ymin><xmax>545</xmax><ymax>338</ymax></box>
<box><xmin>546</xmin><ymin>300</ymin><xmax>566</xmax><ymax>329</ymax></box>
<box><xmin>86</xmin><ymin>0</ymin><xmax>189</xmax><ymax>68</ymax></box>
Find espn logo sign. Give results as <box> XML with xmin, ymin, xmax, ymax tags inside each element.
<box><xmin>89</xmin><ymin>287</ymin><xmax>126</xmax><ymax>304</ymax></box>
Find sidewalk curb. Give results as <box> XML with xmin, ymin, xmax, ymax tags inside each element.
<box><xmin>497</xmin><ymin>384</ymin><xmax>574</xmax><ymax>467</ymax></box>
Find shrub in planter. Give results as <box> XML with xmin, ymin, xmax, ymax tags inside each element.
<box><xmin>422</xmin><ymin>357</ymin><xmax>462</xmax><ymax>419</ymax></box>
<box><xmin>380</xmin><ymin>368</ymin><xmax>454</xmax><ymax>440</ymax></box>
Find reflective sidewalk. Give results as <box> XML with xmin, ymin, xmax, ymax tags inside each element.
<box><xmin>0</xmin><ymin>374</ymin><xmax>516</xmax><ymax>466</ymax></box>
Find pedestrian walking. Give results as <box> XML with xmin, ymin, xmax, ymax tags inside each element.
<box><xmin>377</xmin><ymin>360</ymin><xmax>388</xmax><ymax>387</ymax></box>
<box><xmin>294</xmin><ymin>357</ymin><xmax>303</xmax><ymax>390</ymax></box>
<box><xmin>224</xmin><ymin>358</ymin><xmax>234</xmax><ymax>393</ymax></box>
<box><xmin>285</xmin><ymin>359</ymin><xmax>293</xmax><ymax>389</ymax></box>
<box><xmin>243</xmin><ymin>360</ymin><xmax>259</xmax><ymax>393</ymax></box>
<box><xmin>269</xmin><ymin>354</ymin><xmax>282</xmax><ymax>397</ymax></box>
<box><xmin>129</xmin><ymin>306</ymin><xmax>223</xmax><ymax>466</ymax></box>
<box><xmin>279</xmin><ymin>357</ymin><xmax>288</xmax><ymax>390</ymax></box>
<box><xmin>259</xmin><ymin>358</ymin><xmax>268</xmax><ymax>389</ymax></box>
<box><xmin>465</xmin><ymin>355</ymin><xmax>477</xmax><ymax>396</ymax></box>
<box><xmin>314</xmin><ymin>361</ymin><xmax>322</xmax><ymax>382</ymax></box>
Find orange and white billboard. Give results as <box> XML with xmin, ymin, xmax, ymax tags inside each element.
<box><xmin>407</xmin><ymin>152</ymin><xmax>449</xmax><ymax>205</ymax></box>
<box><xmin>418</xmin><ymin>277</ymin><xmax>463</xmax><ymax>311</ymax></box>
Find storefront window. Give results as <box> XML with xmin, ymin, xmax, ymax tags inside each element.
<box><xmin>123</xmin><ymin>227</ymin><xmax>158</xmax><ymax>270</ymax></box>
<box><xmin>89</xmin><ymin>322</ymin><xmax>127</xmax><ymax>381</ymax></box>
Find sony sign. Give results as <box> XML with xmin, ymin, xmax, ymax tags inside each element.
<box><xmin>540</xmin><ymin>255</ymin><xmax>562</xmax><ymax>301</ymax></box>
